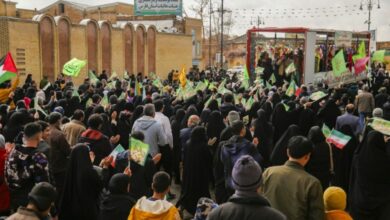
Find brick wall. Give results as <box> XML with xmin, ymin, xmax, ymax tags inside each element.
<box><xmin>7</xmin><ymin>20</ymin><xmax>40</xmax><ymax>83</ymax></box>
<box><xmin>2</xmin><ymin>16</ymin><xmax>196</xmax><ymax>84</ymax></box>
<box><xmin>156</xmin><ymin>33</ymin><xmax>192</xmax><ymax>79</ymax></box>
<box><xmin>111</xmin><ymin>28</ymin><xmax>125</xmax><ymax>75</ymax></box>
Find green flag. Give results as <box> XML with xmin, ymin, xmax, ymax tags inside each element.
<box><xmin>369</xmin><ymin>117</ymin><xmax>390</xmax><ymax>136</ymax></box>
<box><xmin>86</xmin><ymin>98</ymin><xmax>93</xmax><ymax>108</ymax></box>
<box><xmin>286</xmin><ymin>80</ymin><xmax>297</xmax><ymax>97</ymax></box>
<box><xmin>100</xmin><ymin>94</ymin><xmax>109</xmax><ymax>108</ymax></box>
<box><xmin>255</xmin><ymin>67</ymin><xmax>264</xmax><ymax>75</ymax></box>
<box><xmin>283</xmin><ymin>103</ymin><xmax>290</xmax><ymax>112</ymax></box>
<box><xmin>372</xmin><ymin>50</ymin><xmax>386</xmax><ymax>63</ymax></box>
<box><xmin>208</xmin><ymin>82</ymin><xmax>216</xmax><ymax>90</ymax></box>
<box><xmin>285</xmin><ymin>62</ymin><xmax>296</xmax><ymax>75</ymax></box>
<box><xmin>129</xmin><ymin>138</ymin><xmax>150</xmax><ymax>166</ymax></box>
<box><xmin>153</xmin><ymin>78</ymin><xmax>163</xmax><ymax>89</ymax></box>
<box><xmin>322</xmin><ymin>123</ymin><xmax>332</xmax><ymax>138</ymax></box>
<box><xmin>62</xmin><ymin>58</ymin><xmax>87</xmax><ymax>77</ymax></box>
<box><xmin>217</xmin><ymin>79</ymin><xmax>227</xmax><ymax>94</ymax></box>
<box><xmin>244</xmin><ymin>96</ymin><xmax>254</xmax><ymax>111</ymax></box>
<box><xmin>269</xmin><ymin>73</ymin><xmax>276</xmax><ymax>84</ymax></box>
<box><xmin>109</xmin><ymin>72</ymin><xmax>118</xmax><ymax>81</ymax></box>
<box><xmin>331</xmin><ymin>50</ymin><xmax>348</xmax><ymax>77</ymax></box>
<box><xmin>310</xmin><ymin>91</ymin><xmax>327</xmax><ymax>101</ymax></box>
<box><xmin>196</xmin><ymin>81</ymin><xmax>207</xmax><ymax>91</ymax></box>
<box><xmin>353</xmin><ymin>41</ymin><xmax>366</xmax><ymax>62</ymax></box>
<box><xmin>148</xmin><ymin>72</ymin><xmax>157</xmax><ymax>80</ymax></box>
<box><xmin>241</xmin><ymin>66</ymin><xmax>250</xmax><ymax>90</ymax></box>
<box><xmin>88</xmin><ymin>71</ymin><xmax>99</xmax><ymax>84</ymax></box>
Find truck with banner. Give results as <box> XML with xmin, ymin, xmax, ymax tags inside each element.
<box><xmin>246</xmin><ymin>27</ymin><xmax>372</xmax><ymax>87</ymax></box>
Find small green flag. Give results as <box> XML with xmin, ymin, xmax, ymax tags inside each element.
<box><xmin>217</xmin><ymin>79</ymin><xmax>227</xmax><ymax>94</ymax></box>
<box><xmin>62</xmin><ymin>58</ymin><xmax>87</xmax><ymax>77</ymax></box>
<box><xmin>310</xmin><ymin>91</ymin><xmax>327</xmax><ymax>101</ymax></box>
<box><xmin>372</xmin><ymin>50</ymin><xmax>386</xmax><ymax>63</ymax></box>
<box><xmin>88</xmin><ymin>71</ymin><xmax>100</xmax><ymax>85</ymax></box>
<box><xmin>241</xmin><ymin>66</ymin><xmax>250</xmax><ymax>90</ymax></box>
<box><xmin>369</xmin><ymin>117</ymin><xmax>390</xmax><ymax>136</ymax></box>
<box><xmin>255</xmin><ymin>67</ymin><xmax>264</xmax><ymax>75</ymax></box>
<box><xmin>153</xmin><ymin>78</ymin><xmax>163</xmax><ymax>89</ymax></box>
<box><xmin>331</xmin><ymin>50</ymin><xmax>348</xmax><ymax>77</ymax></box>
<box><xmin>208</xmin><ymin>82</ymin><xmax>216</xmax><ymax>90</ymax></box>
<box><xmin>109</xmin><ymin>72</ymin><xmax>118</xmax><ymax>81</ymax></box>
<box><xmin>322</xmin><ymin>123</ymin><xmax>332</xmax><ymax>138</ymax></box>
<box><xmin>283</xmin><ymin>103</ymin><xmax>290</xmax><ymax>112</ymax></box>
<box><xmin>100</xmin><ymin>94</ymin><xmax>109</xmax><ymax>108</ymax></box>
<box><xmin>129</xmin><ymin>137</ymin><xmax>150</xmax><ymax>166</ymax></box>
<box><xmin>353</xmin><ymin>41</ymin><xmax>366</xmax><ymax>63</ymax></box>
<box><xmin>286</xmin><ymin>80</ymin><xmax>297</xmax><ymax>97</ymax></box>
<box><xmin>86</xmin><ymin>98</ymin><xmax>93</xmax><ymax>108</ymax></box>
<box><xmin>244</xmin><ymin>96</ymin><xmax>254</xmax><ymax>111</ymax></box>
<box><xmin>285</xmin><ymin>62</ymin><xmax>296</xmax><ymax>75</ymax></box>
<box><xmin>269</xmin><ymin>73</ymin><xmax>276</xmax><ymax>84</ymax></box>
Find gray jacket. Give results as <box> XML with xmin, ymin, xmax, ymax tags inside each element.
<box><xmin>132</xmin><ymin>116</ymin><xmax>167</xmax><ymax>156</ymax></box>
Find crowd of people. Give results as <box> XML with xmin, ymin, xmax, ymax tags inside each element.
<box><xmin>0</xmin><ymin>64</ymin><xmax>389</xmax><ymax>220</ymax></box>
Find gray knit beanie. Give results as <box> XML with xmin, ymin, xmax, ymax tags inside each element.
<box><xmin>232</xmin><ymin>155</ymin><xmax>262</xmax><ymax>191</ymax></box>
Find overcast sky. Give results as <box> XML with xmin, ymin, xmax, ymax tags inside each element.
<box><xmin>12</xmin><ymin>0</ymin><xmax>390</xmax><ymax>41</ymax></box>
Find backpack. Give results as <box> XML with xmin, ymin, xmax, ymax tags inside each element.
<box><xmin>221</xmin><ymin>137</ymin><xmax>260</xmax><ymax>191</ymax></box>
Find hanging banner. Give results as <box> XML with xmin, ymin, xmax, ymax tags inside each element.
<box><xmin>134</xmin><ymin>0</ymin><xmax>183</xmax><ymax>16</ymax></box>
<box><xmin>335</xmin><ymin>31</ymin><xmax>352</xmax><ymax>48</ymax></box>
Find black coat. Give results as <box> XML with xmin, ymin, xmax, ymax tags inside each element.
<box><xmin>306</xmin><ymin>126</ymin><xmax>331</xmax><ymax>190</ymax></box>
<box><xmin>349</xmin><ymin>131</ymin><xmax>390</xmax><ymax>220</ymax></box>
<box><xmin>99</xmin><ymin>190</ymin><xmax>135</xmax><ymax>220</ymax></box>
<box><xmin>208</xmin><ymin>194</ymin><xmax>287</xmax><ymax>220</ymax></box>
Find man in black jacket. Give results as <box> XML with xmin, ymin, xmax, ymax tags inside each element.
<box><xmin>208</xmin><ymin>155</ymin><xmax>286</xmax><ymax>220</ymax></box>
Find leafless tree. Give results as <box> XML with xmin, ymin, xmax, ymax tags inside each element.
<box><xmin>189</xmin><ymin>0</ymin><xmax>210</xmax><ymax>39</ymax></box>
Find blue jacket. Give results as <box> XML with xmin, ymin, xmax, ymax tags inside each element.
<box><xmin>335</xmin><ymin>113</ymin><xmax>362</xmax><ymax>136</ymax></box>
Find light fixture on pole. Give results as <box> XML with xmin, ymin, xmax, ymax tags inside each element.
<box><xmin>359</xmin><ymin>0</ymin><xmax>381</xmax><ymax>31</ymax></box>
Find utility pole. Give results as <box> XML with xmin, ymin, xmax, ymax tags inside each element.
<box><xmin>220</xmin><ymin>0</ymin><xmax>224</xmax><ymax>69</ymax></box>
<box><xmin>360</xmin><ymin>0</ymin><xmax>381</xmax><ymax>31</ymax></box>
<box><xmin>209</xmin><ymin>0</ymin><xmax>212</xmax><ymax>68</ymax></box>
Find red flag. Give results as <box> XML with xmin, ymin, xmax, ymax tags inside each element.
<box><xmin>295</xmin><ymin>87</ymin><xmax>302</xmax><ymax>97</ymax></box>
<box><xmin>354</xmin><ymin>57</ymin><xmax>369</xmax><ymax>75</ymax></box>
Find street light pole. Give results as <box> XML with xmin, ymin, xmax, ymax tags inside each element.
<box><xmin>209</xmin><ymin>0</ymin><xmax>212</xmax><ymax>68</ymax></box>
<box><xmin>220</xmin><ymin>0</ymin><xmax>224</xmax><ymax>69</ymax></box>
<box><xmin>360</xmin><ymin>0</ymin><xmax>381</xmax><ymax>31</ymax></box>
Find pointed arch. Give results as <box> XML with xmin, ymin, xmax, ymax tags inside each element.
<box><xmin>100</xmin><ymin>21</ymin><xmax>112</xmax><ymax>74</ymax></box>
<box><xmin>55</xmin><ymin>16</ymin><xmax>71</xmax><ymax>71</ymax></box>
<box><xmin>136</xmin><ymin>25</ymin><xmax>146</xmax><ymax>75</ymax></box>
<box><xmin>147</xmin><ymin>26</ymin><xmax>157</xmax><ymax>74</ymax></box>
<box><xmin>34</xmin><ymin>14</ymin><xmax>56</xmax><ymax>82</ymax></box>
<box><xmin>123</xmin><ymin>23</ymin><xmax>134</xmax><ymax>74</ymax></box>
<box><xmin>81</xmin><ymin>19</ymin><xmax>99</xmax><ymax>72</ymax></box>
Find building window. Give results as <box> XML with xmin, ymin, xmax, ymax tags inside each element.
<box><xmin>59</xmin><ymin>3</ymin><xmax>65</xmax><ymax>14</ymax></box>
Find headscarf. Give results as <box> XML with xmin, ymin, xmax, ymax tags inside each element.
<box><xmin>350</xmin><ymin>130</ymin><xmax>390</xmax><ymax>219</ymax></box>
<box><xmin>59</xmin><ymin>144</ymin><xmax>102</xmax><ymax>220</ymax></box>
<box><xmin>254</xmin><ymin>109</ymin><xmax>274</xmax><ymax>168</ymax></box>
<box><xmin>270</xmin><ymin>124</ymin><xmax>301</xmax><ymax>166</ymax></box>
<box><xmin>206</xmin><ymin>111</ymin><xmax>225</xmax><ymax>141</ymax></box>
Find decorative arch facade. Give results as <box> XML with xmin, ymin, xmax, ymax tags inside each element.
<box><xmin>57</xmin><ymin>17</ymin><xmax>71</xmax><ymax>71</ymax></box>
<box><xmin>100</xmin><ymin>22</ymin><xmax>111</xmax><ymax>73</ymax></box>
<box><xmin>136</xmin><ymin>25</ymin><xmax>146</xmax><ymax>75</ymax></box>
<box><xmin>39</xmin><ymin>16</ymin><xmax>55</xmax><ymax>82</ymax></box>
<box><xmin>147</xmin><ymin>27</ymin><xmax>156</xmax><ymax>74</ymax></box>
<box><xmin>86</xmin><ymin>21</ymin><xmax>98</xmax><ymax>72</ymax></box>
<box><xmin>124</xmin><ymin>24</ymin><xmax>134</xmax><ymax>74</ymax></box>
